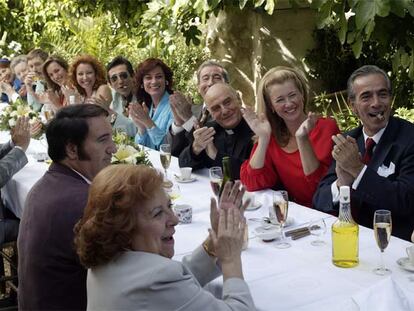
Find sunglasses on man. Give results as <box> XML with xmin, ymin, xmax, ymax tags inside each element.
<box><xmin>109</xmin><ymin>72</ymin><xmax>130</xmax><ymax>83</ymax></box>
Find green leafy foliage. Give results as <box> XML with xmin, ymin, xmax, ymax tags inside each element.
<box><xmin>310</xmin><ymin>0</ymin><xmax>414</xmax><ymax>83</ymax></box>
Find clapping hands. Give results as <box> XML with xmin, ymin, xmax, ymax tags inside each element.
<box><xmin>169</xmin><ymin>91</ymin><xmax>192</xmax><ymax>126</ymax></box>
<box><xmin>11</xmin><ymin>116</ymin><xmax>30</xmax><ymax>151</ymax></box>
<box><xmin>296</xmin><ymin>112</ymin><xmax>318</xmax><ymax>138</ymax></box>
<box><xmin>241</xmin><ymin>107</ymin><xmax>271</xmax><ymax>140</ymax></box>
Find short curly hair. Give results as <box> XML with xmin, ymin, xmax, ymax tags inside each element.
<box><xmin>74</xmin><ymin>164</ymin><xmax>167</xmax><ymax>268</ymax></box>
<box><xmin>69</xmin><ymin>55</ymin><xmax>107</xmax><ymax>97</ymax></box>
<box><xmin>135</xmin><ymin>58</ymin><xmax>174</xmax><ymax>107</ymax></box>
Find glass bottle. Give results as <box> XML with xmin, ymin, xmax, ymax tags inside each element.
<box><xmin>218</xmin><ymin>156</ymin><xmax>248</xmax><ymax>249</ymax></box>
<box><xmin>332</xmin><ymin>186</ymin><xmax>359</xmax><ymax>268</ymax></box>
<box><xmin>218</xmin><ymin>156</ymin><xmax>232</xmax><ymax>198</ymax></box>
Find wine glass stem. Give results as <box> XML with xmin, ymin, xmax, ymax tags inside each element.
<box><xmin>164</xmin><ymin>168</ymin><xmax>168</xmax><ymax>179</ymax></box>
<box><xmin>379</xmin><ymin>250</ymin><xmax>385</xmax><ymax>271</ymax></box>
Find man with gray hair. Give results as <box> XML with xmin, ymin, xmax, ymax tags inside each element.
<box><xmin>179</xmin><ymin>83</ymin><xmax>253</xmax><ymax>179</ymax></box>
<box><xmin>313</xmin><ymin>65</ymin><xmax>414</xmax><ymax>241</ymax></box>
<box><xmin>167</xmin><ymin>60</ymin><xmax>229</xmax><ymax>156</ymax></box>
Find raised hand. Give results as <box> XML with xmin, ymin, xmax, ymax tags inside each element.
<box><xmin>332</xmin><ymin>134</ymin><xmax>364</xmax><ymax>178</ymax></box>
<box><xmin>170</xmin><ymin>91</ymin><xmax>192</xmax><ymax>126</ymax></box>
<box><xmin>192</xmin><ymin>126</ymin><xmax>215</xmax><ymax>155</ymax></box>
<box><xmin>241</xmin><ymin>107</ymin><xmax>271</xmax><ymax>139</ymax></box>
<box><xmin>11</xmin><ymin>116</ymin><xmax>30</xmax><ymax>151</ymax></box>
<box><xmin>296</xmin><ymin>111</ymin><xmax>318</xmax><ymax>138</ymax></box>
<box><xmin>209</xmin><ymin>180</ymin><xmax>249</xmax><ymax>241</ymax></box>
<box><xmin>129</xmin><ymin>102</ymin><xmax>153</xmax><ymax>128</ymax></box>
<box><xmin>209</xmin><ymin>207</ymin><xmax>245</xmax><ymax>264</ymax></box>
<box><xmin>30</xmin><ymin>120</ymin><xmax>43</xmax><ymax>138</ymax></box>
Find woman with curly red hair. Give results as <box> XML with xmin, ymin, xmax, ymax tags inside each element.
<box><xmin>74</xmin><ymin>164</ymin><xmax>255</xmax><ymax>311</ymax></box>
<box><xmin>69</xmin><ymin>55</ymin><xmax>112</xmax><ymax>107</ymax></box>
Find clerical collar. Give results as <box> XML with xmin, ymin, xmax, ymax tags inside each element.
<box><xmin>225</xmin><ymin>129</ymin><xmax>234</xmax><ymax>135</ymax></box>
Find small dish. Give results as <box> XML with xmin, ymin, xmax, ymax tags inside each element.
<box><xmin>254</xmin><ymin>225</ymin><xmax>280</xmax><ymax>242</ymax></box>
<box><xmin>174</xmin><ymin>175</ymin><xmax>197</xmax><ymax>183</ymax></box>
<box><xmin>245</xmin><ymin>202</ymin><xmax>262</xmax><ymax>211</ymax></box>
<box><xmin>397</xmin><ymin>257</ymin><xmax>414</xmax><ymax>273</ymax></box>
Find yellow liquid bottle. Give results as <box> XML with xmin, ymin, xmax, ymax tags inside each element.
<box><xmin>332</xmin><ymin>186</ymin><xmax>359</xmax><ymax>268</ymax></box>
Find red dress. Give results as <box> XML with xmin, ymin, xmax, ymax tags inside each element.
<box><xmin>240</xmin><ymin>118</ymin><xmax>339</xmax><ymax>207</ymax></box>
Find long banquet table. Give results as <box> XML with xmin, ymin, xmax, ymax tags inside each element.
<box><xmin>2</xmin><ymin>135</ymin><xmax>414</xmax><ymax>311</ymax></box>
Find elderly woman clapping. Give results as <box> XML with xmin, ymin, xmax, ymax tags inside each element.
<box><xmin>74</xmin><ymin>164</ymin><xmax>255</xmax><ymax>311</ymax></box>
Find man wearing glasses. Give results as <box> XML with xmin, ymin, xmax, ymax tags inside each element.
<box><xmin>107</xmin><ymin>56</ymin><xmax>137</xmax><ymax>115</ymax></box>
<box><xmin>167</xmin><ymin>60</ymin><xmax>230</xmax><ymax>156</ymax></box>
<box><xmin>106</xmin><ymin>56</ymin><xmax>137</xmax><ymax>137</ymax></box>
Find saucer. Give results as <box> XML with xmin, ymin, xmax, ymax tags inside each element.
<box><xmin>245</xmin><ymin>202</ymin><xmax>262</xmax><ymax>211</ymax></box>
<box><xmin>255</xmin><ymin>225</ymin><xmax>280</xmax><ymax>242</ymax></box>
<box><xmin>396</xmin><ymin>257</ymin><xmax>414</xmax><ymax>272</ymax></box>
<box><xmin>174</xmin><ymin>175</ymin><xmax>197</xmax><ymax>183</ymax></box>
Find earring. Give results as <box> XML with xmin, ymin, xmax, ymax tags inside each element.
<box><xmin>166</xmin><ymin>81</ymin><xmax>169</xmax><ymax>86</ymax></box>
<box><xmin>141</xmin><ymin>85</ymin><xmax>144</xmax><ymax>89</ymax></box>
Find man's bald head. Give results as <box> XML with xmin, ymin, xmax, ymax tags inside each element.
<box><xmin>205</xmin><ymin>83</ymin><xmax>242</xmax><ymax>129</ymax></box>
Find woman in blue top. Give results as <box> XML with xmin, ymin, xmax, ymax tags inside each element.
<box><xmin>130</xmin><ymin>58</ymin><xmax>174</xmax><ymax>150</ymax></box>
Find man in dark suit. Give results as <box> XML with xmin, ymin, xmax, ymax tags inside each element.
<box><xmin>167</xmin><ymin>60</ymin><xmax>229</xmax><ymax>156</ymax></box>
<box><xmin>313</xmin><ymin>65</ymin><xmax>414</xmax><ymax>241</ymax></box>
<box><xmin>179</xmin><ymin>83</ymin><xmax>253</xmax><ymax>179</ymax></box>
<box><xmin>0</xmin><ymin>116</ymin><xmax>30</xmax><ymax>244</ymax></box>
<box><xmin>18</xmin><ymin>105</ymin><xmax>117</xmax><ymax>310</ymax></box>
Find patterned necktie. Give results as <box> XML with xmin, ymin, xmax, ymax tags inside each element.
<box><xmin>362</xmin><ymin>138</ymin><xmax>376</xmax><ymax>164</ymax></box>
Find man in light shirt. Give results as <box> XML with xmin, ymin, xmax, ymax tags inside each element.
<box><xmin>18</xmin><ymin>104</ymin><xmax>117</xmax><ymax>310</ymax></box>
<box><xmin>167</xmin><ymin>60</ymin><xmax>229</xmax><ymax>156</ymax></box>
<box><xmin>313</xmin><ymin>65</ymin><xmax>414</xmax><ymax>241</ymax></box>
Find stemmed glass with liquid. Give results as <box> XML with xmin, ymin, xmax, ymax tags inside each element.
<box><xmin>209</xmin><ymin>166</ymin><xmax>223</xmax><ymax>197</ymax></box>
<box><xmin>271</xmin><ymin>191</ymin><xmax>290</xmax><ymax>249</ymax></box>
<box><xmin>159</xmin><ymin>144</ymin><xmax>171</xmax><ymax>179</ymax></box>
<box><xmin>373</xmin><ymin>209</ymin><xmax>392</xmax><ymax>275</ymax></box>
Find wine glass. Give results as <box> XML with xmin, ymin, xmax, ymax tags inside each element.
<box><xmin>308</xmin><ymin>218</ymin><xmax>327</xmax><ymax>246</ymax></box>
<box><xmin>167</xmin><ymin>182</ymin><xmax>181</xmax><ymax>202</ymax></box>
<box><xmin>373</xmin><ymin>209</ymin><xmax>392</xmax><ymax>275</ymax></box>
<box><xmin>209</xmin><ymin>166</ymin><xmax>223</xmax><ymax>197</ymax></box>
<box><xmin>159</xmin><ymin>144</ymin><xmax>171</xmax><ymax>179</ymax></box>
<box><xmin>272</xmin><ymin>191</ymin><xmax>290</xmax><ymax>249</ymax></box>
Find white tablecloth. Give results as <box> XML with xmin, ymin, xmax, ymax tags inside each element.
<box><xmin>2</xmin><ymin>135</ymin><xmax>414</xmax><ymax>310</ymax></box>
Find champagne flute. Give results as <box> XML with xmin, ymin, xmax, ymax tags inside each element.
<box><xmin>159</xmin><ymin>144</ymin><xmax>171</xmax><ymax>179</ymax></box>
<box><xmin>373</xmin><ymin>210</ymin><xmax>392</xmax><ymax>275</ymax></box>
<box><xmin>209</xmin><ymin>166</ymin><xmax>223</xmax><ymax>197</ymax></box>
<box><xmin>272</xmin><ymin>191</ymin><xmax>290</xmax><ymax>249</ymax></box>
<box><xmin>308</xmin><ymin>218</ymin><xmax>327</xmax><ymax>246</ymax></box>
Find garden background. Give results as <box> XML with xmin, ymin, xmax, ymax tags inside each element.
<box><xmin>1</xmin><ymin>0</ymin><xmax>414</xmax><ymax>130</ymax></box>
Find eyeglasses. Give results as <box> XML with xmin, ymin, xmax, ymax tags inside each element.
<box><xmin>109</xmin><ymin>72</ymin><xmax>130</xmax><ymax>83</ymax></box>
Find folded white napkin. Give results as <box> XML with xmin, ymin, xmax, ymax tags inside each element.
<box><xmin>352</xmin><ymin>276</ymin><xmax>411</xmax><ymax>311</ymax></box>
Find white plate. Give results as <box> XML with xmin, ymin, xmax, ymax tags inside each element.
<box><xmin>174</xmin><ymin>175</ymin><xmax>197</xmax><ymax>183</ymax></box>
<box><xmin>245</xmin><ymin>202</ymin><xmax>262</xmax><ymax>211</ymax></box>
<box><xmin>397</xmin><ymin>257</ymin><xmax>414</xmax><ymax>272</ymax></box>
<box><xmin>254</xmin><ymin>225</ymin><xmax>280</xmax><ymax>241</ymax></box>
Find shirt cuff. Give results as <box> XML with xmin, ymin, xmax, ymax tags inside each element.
<box><xmin>331</xmin><ymin>180</ymin><xmax>340</xmax><ymax>203</ymax></box>
<box><xmin>352</xmin><ymin>165</ymin><xmax>367</xmax><ymax>190</ymax></box>
<box><xmin>182</xmin><ymin>116</ymin><xmax>197</xmax><ymax>132</ymax></box>
<box><xmin>171</xmin><ymin>122</ymin><xmax>184</xmax><ymax>135</ymax></box>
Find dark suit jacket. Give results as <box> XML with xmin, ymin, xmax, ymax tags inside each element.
<box><xmin>0</xmin><ymin>141</ymin><xmax>27</xmax><ymax>189</ymax></box>
<box><xmin>18</xmin><ymin>163</ymin><xmax>89</xmax><ymax>310</ymax></box>
<box><xmin>178</xmin><ymin>118</ymin><xmax>254</xmax><ymax>179</ymax></box>
<box><xmin>313</xmin><ymin>116</ymin><xmax>414</xmax><ymax>240</ymax></box>
<box><xmin>167</xmin><ymin>103</ymin><xmax>213</xmax><ymax>157</ymax></box>
<box><xmin>0</xmin><ymin>141</ymin><xmax>27</xmax><ymax>218</ymax></box>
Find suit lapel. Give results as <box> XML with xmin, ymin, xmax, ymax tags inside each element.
<box><xmin>369</xmin><ymin>117</ymin><xmax>398</xmax><ymax>169</ymax></box>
